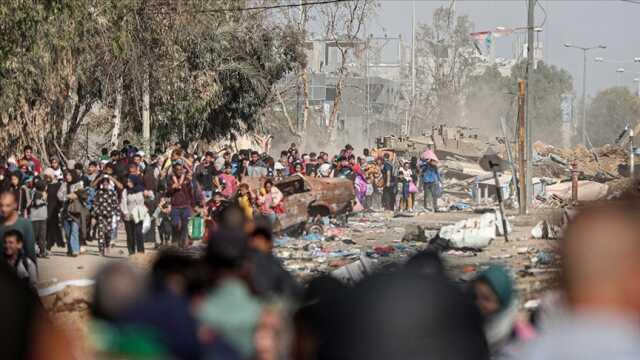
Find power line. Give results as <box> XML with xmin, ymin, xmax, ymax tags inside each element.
<box><xmin>535</xmin><ymin>0</ymin><xmax>547</xmax><ymax>28</ymax></box>
<box><xmin>151</xmin><ymin>0</ymin><xmax>349</xmax><ymax>14</ymax></box>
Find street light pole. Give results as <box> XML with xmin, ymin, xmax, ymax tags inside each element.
<box><xmin>564</xmin><ymin>43</ymin><xmax>606</xmax><ymax>146</ymax></box>
<box><xmin>581</xmin><ymin>49</ymin><xmax>587</xmax><ymax>146</ymax></box>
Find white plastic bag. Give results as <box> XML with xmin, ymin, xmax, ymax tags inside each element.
<box><xmin>142</xmin><ymin>213</ymin><xmax>152</xmax><ymax>234</ymax></box>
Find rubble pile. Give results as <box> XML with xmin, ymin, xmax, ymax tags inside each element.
<box><xmin>274</xmin><ymin>213</ymin><xmax>428</xmax><ymax>282</ymax></box>
<box><xmin>533</xmin><ymin>141</ymin><xmax>629</xmax><ymax>179</ymax></box>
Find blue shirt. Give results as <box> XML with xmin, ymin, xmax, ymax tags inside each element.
<box><xmin>420</xmin><ymin>161</ymin><xmax>440</xmax><ymax>183</ymax></box>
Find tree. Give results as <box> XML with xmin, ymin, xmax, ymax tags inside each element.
<box><xmin>465</xmin><ymin>65</ymin><xmax>512</xmax><ymax>135</ymax></box>
<box><xmin>0</xmin><ymin>0</ymin><xmax>103</xmax><ymax>158</ymax></box>
<box><xmin>0</xmin><ymin>0</ymin><xmax>308</xmax><ymax>158</ymax></box>
<box><xmin>587</xmin><ymin>86</ymin><xmax>640</xmax><ymax>146</ymax></box>
<box><xmin>414</xmin><ymin>5</ymin><xmax>477</xmax><ymax>130</ymax></box>
<box><xmin>509</xmin><ymin>60</ymin><xmax>573</xmax><ymax>145</ymax></box>
<box><xmin>317</xmin><ymin>0</ymin><xmax>376</xmax><ymax>143</ymax></box>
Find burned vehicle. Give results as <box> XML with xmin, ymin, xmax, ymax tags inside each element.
<box><xmin>243</xmin><ymin>175</ymin><xmax>355</xmax><ymax>234</ymax></box>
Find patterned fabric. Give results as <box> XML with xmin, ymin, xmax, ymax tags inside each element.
<box><xmin>92</xmin><ymin>188</ymin><xmax>120</xmax><ymax>245</ymax></box>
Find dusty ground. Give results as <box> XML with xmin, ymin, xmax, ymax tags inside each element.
<box><xmin>39</xmin><ymin>206</ymin><xmax>559</xmax><ymax>295</ymax></box>
<box><xmin>38</xmin><ymin>204</ymin><xmax>560</xmax><ymax>357</ymax></box>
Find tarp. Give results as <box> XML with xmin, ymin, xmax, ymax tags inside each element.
<box><xmin>438</xmin><ymin>212</ymin><xmax>511</xmax><ymax>249</ymax></box>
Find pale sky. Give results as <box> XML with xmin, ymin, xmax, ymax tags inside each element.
<box><xmin>374</xmin><ymin>0</ymin><xmax>640</xmax><ymax>96</ymax></box>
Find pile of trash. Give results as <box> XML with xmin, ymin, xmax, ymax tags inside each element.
<box><xmin>273</xmin><ymin>213</ymin><xmax>429</xmax><ymax>283</ymax></box>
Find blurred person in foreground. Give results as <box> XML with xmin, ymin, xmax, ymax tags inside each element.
<box><xmin>198</xmin><ymin>226</ymin><xmax>290</xmax><ymax>360</ymax></box>
<box><xmin>4</xmin><ymin>229</ymin><xmax>37</xmax><ymax>288</ymax></box>
<box><xmin>472</xmin><ymin>265</ymin><xmax>535</xmax><ymax>358</ymax></box>
<box><xmin>516</xmin><ymin>196</ymin><xmax>640</xmax><ymax>359</ymax></box>
<box><xmin>249</xmin><ymin>222</ymin><xmax>302</xmax><ymax>302</ymax></box>
<box><xmin>0</xmin><ymin>260</ymin><xmax>73</xmax><ymax>360</ymax></box>
<box><xmin>198</xmin><ymin>229</ymin><xmax>262</xmax><ymax>359</ymax></box>
<box><xmin>0</xmin><ymin>191</ymin><xmax>36</xmax><ymax>263</ymax></box>
<box><xmin>314</xmin><ymin>270</ymin><xmax>489</xmax><ymax>360</ymax></box>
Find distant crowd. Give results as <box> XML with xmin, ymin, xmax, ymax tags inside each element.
<box><xmin>0</xmin><ymin>141</ymin><xmax>443</xmax><ymax>279</ymax></box>
<box><xmin>1</xmin><ymin>142</ymin><xmax>640</xmax><ymax>359</ymax></box>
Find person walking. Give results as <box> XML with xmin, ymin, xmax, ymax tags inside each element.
<box><xmin>256</xmin><ymin>180</ymin><xmax>282</xmax><ymax>225</ymax></box>
<box><xmin>57</xmin><ymin>170</ymin><xmax>85</xmax><ymax>257</ymax></box>
<box><xmin>27</xmin><ymin>179</ymin><xmax>48</xmax><ymax>258</ymax></box>
<box><xmin>0</xmin><ymin>192</ymin><xmax>36</xmax><ymax>263</ymax></box>
<box><xmin>419</xmin><ymin>149</ymin><xmax>441</xmax><ymax>212</ymax></box>
<box><xmin>167</xmin><ymin>162</ymin><xmax>195</xmax><ymax>248</ymax></box>
<box><xmin>398</xmin><ymin>161</ymin><xmax>415</xmax><ymax>211</ymax></box>
<box><xmin>121</xmin><ymin>175</ymin><xmax>150</xmax><ymax>255</ymax></box>
<box><xmin>381</xmin><ymin>153</ymin><xmax>395</xmax><ymax>211</ymax></box>
<box><xmin>43</xmin><ymin>168</ymin><xmax>64</xmax><ymax>251</ymax></box>
<box><xmin>3</xmin><ymin>229</ymin><xmax>38</xmax><ymax>288</ymax></box>
<box><xmin>92</xmin><ymin>177</ymin><xmax>120</xmax><ymax>256</ymax></box>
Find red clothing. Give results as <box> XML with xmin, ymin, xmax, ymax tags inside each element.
<box><xmin>22</xmin><ymin>156</ymin><xmax>42</xmax><ymax>175</ymax></box>
<box><xmin>168</xmin><ymin>177</ymin><xmax>194</xmax><ymax>208</ymax></box>
<box><xmin>218</xmin><ymin>174</ymin><xmax>237</xmax><ymax>198</ymax></box>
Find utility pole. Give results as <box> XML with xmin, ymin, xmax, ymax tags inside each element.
<box><xmin>517</xmin><ymin>80</ymin><xmax>527</xmax><ymax>215</ymax></box>
<box><xmin>410</xmin><ymin>0</ymin><xmax>416</xmax><ymax>135</ymax></box>
<box><xmin>582</xmin><ymin>51</ymin><xmax>588</xmax><ymax>144</ymax></box>
<box><xmin>364</xmin><ymin>29</ymin><xmax>370</xmax><ymax>144</ymax></box>
<box><xmin>524</xmin><ymin>0</ymin><xmax>535</xmax><ymax>213</ymax></box>
<box><xmin>565</xmin><ymin>44</ymin><xmax>606</xmax><ymax>145</ymax></box>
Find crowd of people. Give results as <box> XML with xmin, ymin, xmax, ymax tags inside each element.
<box><xmin>1</xmin><ymin>187</ymin><xmax>640</xmax><ymax>359</ymax></box>
<box><xmin>1</xmin><ymin>142</ymin><xmax>640</xmax><ymax>359</ymax></box>
<box><xmin>0</xmin><ymin>141</ymin><xmax>443</xmax><ymax>281</ymax></box>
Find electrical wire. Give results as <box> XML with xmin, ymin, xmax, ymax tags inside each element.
<box><xmin>150</xmin><ymin>0</ymin><xmax>350</xmax><ymax>14</ymax></box>
<box><xmin>535</xmin><ymin>0</ymin><xmax>547</xmax><ymax>28</ymax></box>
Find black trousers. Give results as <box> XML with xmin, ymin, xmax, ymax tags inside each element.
<box><xmin>382</xmin><ymin>186</ymin><xmax>395</xmax><ymax>211</ymax></box>
<box><xmin>32</xmin><ymin>220</ymin><xmax>47</xmax><ymax>256</ymax></box>
<box><xmin>46</xmin><ymin>216</ymin><xmax>64</xmax><ymax>249</ymax></box>
<box><xmin>124</xmin><ymin>220</ymin><xmax>144</xmax><ymax>255</ymax></box>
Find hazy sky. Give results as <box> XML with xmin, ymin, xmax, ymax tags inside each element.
<box><xmin>374</xmin><ymin>0</ymin><xmax>640</xmax><ymax>96</ymax></box>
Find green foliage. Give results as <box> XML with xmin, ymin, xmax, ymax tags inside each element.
<box><xmin>465</xmin><ymin>65</ymin><xmax>512</xmax><ymax>134</ymax></box>
<box><xmin>465</xmin><ymin>60</ymin><xmax>573</xmax><ymax>144</ymax></box>
<box><xmin>587</xmin><ymin>86</ymin><xmax>640</xmax><ymax>146</ymax></box>
<box><xmin>510</xmin><ymin>60</ymin><xmax>573</xmax><ymax>144</ymax></box>
<box><xmin>414</xmin><ymin>5</ymin><xmax>477</xmax><ymax>126</ymax></box>
<box><xmin>0</xmin><ymin>0</ymin><xmax>307</xmax><ymax>155</ymax></box>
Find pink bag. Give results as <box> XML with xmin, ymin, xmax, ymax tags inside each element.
<box><xmin>408</xmin><ymin>181</ymin><xmax>418</xmax><ymax>194</ymax></box>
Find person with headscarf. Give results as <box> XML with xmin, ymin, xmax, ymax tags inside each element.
<box><xmin>472</xmin><ymin>265</ymin><xmax>536</xmax><ymax>357</ymax></box>
<box><xmin>57</xmin><ymin>170</ymin><xmax>86</xmax><ymax>256</ymax></box>
<box><xmin>256</xmin><ymin>180</ymin><xmax>283</xmax><ymax>225</ymax></box>
<box><xmin>43</xmin><ymin>168</ymin><xmax>64</xmax><ymax>250</ymax></box>
<box><xmin>92</xmin><ymin>176</ymin><xmax>120</xmax><ymax>256</ymax></box>
<box><xmin>121</xmin><ymin>175</ymin><xmax>152</xmax><ymax>255</ymax></box>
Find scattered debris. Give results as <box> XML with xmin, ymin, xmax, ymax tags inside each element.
<box><xmin>437</xmin><ymin>211</ymin><xmax>511</xmax><ymax>250</ymax></box>
<box><xmin>545</xmin><ymin>180</ymin><xmax>608</xmax><ymax>202</ymax></box>
<box><xmin>331</xmin><ymin>255</ymin><xmax>376</xmax><ymax>284</ymax></box>
<box><xmin>531</xmin><ymin>220</ymin><xmax>562</xmax><ymax>240</ymax></box>
<box><xmin>401</xmin><ymin>224</ymin><xmax>429</xmax><ymax>242</ymax></box>
<box><xmin>242</xmin><ymin>175</ymin><xmax>355</xmax><ymax>233</ymax></box>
